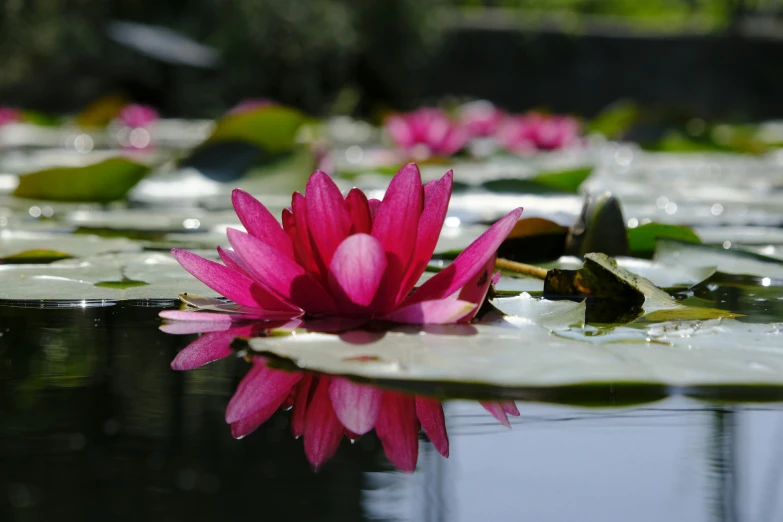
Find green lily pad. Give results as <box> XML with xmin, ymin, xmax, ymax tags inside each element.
<box><xmin>94</xmin><ymin>277</ymin><xmax>150</xmax><ymax>289</ymax></box>
<box><xmin>531</xmin><ymin>167</ymin><xmax>593</xmax><ymax>194</ymax></box>
<box><xmin>627</xmin><ymin>223</ymin><xmax>701</xmax><ymax>258</ymax></box>
<box><xmin>206</xmin><ymin>105</ymin><xmax>307</xmax><ymax>153</ymax></box>
<box><xmin>13</xmin><ymin>158</ymin><xmax>151</xmax><ymax>203</ymax></box>
<box><xmin>1</xmin><ymin>249</ymin><xmax>73</xmax><ymax>264</ymax></box>
<box><xmin>588</xmin><ymin>100</ymin><xmax>640</xmax><ymax>139</ymax></box>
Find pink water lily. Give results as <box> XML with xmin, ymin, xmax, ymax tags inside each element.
<box><xmin>162</xmin><ymin>322</ymin><xmax>519</xmax><ymax>471</ymax></box>
<box><xmin>458</xmin><ymin>100</ymin><xmax>505</xmax><ymax>138</ymax></box>
<box><xmin>497</xmin><ymin>112</ymin><xmax>580</xmax><ymax>153</ymax></box>
<box><xmin>0</xmin><ymin>107</ymin><xmax>22</xmax><ymax>126</ymax></box>
<box><xmin>385</xmin><ymin>109</ymin><xmax>468</xmax><ymax>159</ymax></box>
<box><xmin>119</xmin><ymin>103</ymin><xmax>159</xmax><ymax>128</ymax></box>
<box><xmin>166</xmin><ymin>163</ymin><xmax>522</xmax><ymax>326</ymax></box>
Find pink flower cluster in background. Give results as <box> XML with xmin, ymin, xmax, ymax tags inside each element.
<box><xmin>119</xmin><ymin>103</ymin><xmax>159</xmax><ymax>128</ymax></box>
<box><xmin>0</xmin><ymin>106</ymin><xmax>23</xmax><ymax>126</ymax></box>
<box><xmin>385</xmin><ymin>102</ymin><xmax>580</xmax><ymax>158</ymax></box>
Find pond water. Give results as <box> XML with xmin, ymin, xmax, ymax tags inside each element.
<box><xmin>3</xmin><ymin>301</ymin><xmax>783</xmax><ymax>522</ymax></box>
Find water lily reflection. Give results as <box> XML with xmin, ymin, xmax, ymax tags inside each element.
<box><xmin>164</xmin><ymin>320</ymin><xmax>519</xmax><ymax>472</ymax></box>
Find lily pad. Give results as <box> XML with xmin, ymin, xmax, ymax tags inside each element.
<box><xmin>1</xmin><ymin>249</ymin><xmax>73</xmax><ymax>264</ymax></box>
<box><xmin>655</xmin><ymin>239</ymin><xmax>783</xmax><ymax>279</ymax></box>
<box><xmin>249</xmin><ymin>314</ymin><xmax>783</xmax><ymax>395</ymax></box>
<box><xmin>205</xmin><ymin>105</ymin><xmax>306</xmax><ymax>153</ymax></box>
<box><xmin>0</xmin><ymin>252</ymin><xmax>214</xmax><ymax>300</ymax></box>
<box><xmin>627</xmin><ymin>223</ymin><xmax>701</xmax><ymax>258</ymax></box>
<box><xmin>531</xmin><ymin>167</ymin><xmax>593</xmax><ymax>194</ymax></box>
<box><xmin>13</xmin><ymin>158</ymin><xmax>151</xmax><ymax>203</ymax></box>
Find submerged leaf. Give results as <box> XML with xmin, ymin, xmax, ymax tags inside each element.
<box><xmin>13</xmin><ymin>158</ymin><xmax>150</xmax><ymax>202</ymax></box>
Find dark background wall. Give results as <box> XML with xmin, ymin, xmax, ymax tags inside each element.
<box><xmin>1</xmin><ymin>1</ymin><xmax>782</xmax><ymax>119</ymax></box>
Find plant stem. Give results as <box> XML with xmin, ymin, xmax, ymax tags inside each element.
<box><xmin>495</xmin><ymin>258</ymin><xmax>548</xmax><ymax>280</ymax></box>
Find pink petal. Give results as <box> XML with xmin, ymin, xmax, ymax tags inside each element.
<box><xmin>375</xmin><ymin>393</ymin><xmax>420</xmax><ymax>472</ymax></box>
<box><xmin>491</xmin><ymin>270</ymin><xmax>501</xmax><ymax>286</ymax></box>
<box><xmin>305</xmin><ymin>171</ymin><xmax>351</xmax><ymax>269</ymax></box>
<box><xmin>227</xmin><ymin>228</ymin><xmax>337</xmax><ymax>314</ymax></box>
<box><xmin>415</xmin><ymin>397</ymin><xmax>449</xmax><ymax>457</ymax></box>
<box><xmin>346</xmin><ymin>188</ymin><xmax>373</xmax><ymax>234</ymax></box>
<box><xmin>327</xmin><ymin>233</ymin><xmax>387</xmax><ymax>312</ymax></box>
<box><xmin>291</xmin><ymin>193</ymin><xmax>323</xmax><ymax>279</ymax></box>
<box><xmin>304</xmin><ymin>377</ymin><xmax>344</xmax><ymax>470</ymax></box>
<box><xmin>291</xmin><ymin>373</ymin><xmax>314</xmax><ymax>438</ymax></box>
<box><xmin>455</xmin><ymin>253</ymin><xmax>496</xmax><ymax>323</ymax></box>
<box><xmin>232</xmin><ymin>189</ymin><xmax>295</xmax><ymax>259</ymax></box>
<box><xmin>385</xmin><ymin>116</ymin><xmax>415</xmax><ymax>148</ymax></box>
<box><xmin>231</xmin><ymin>396</ymin><xmax>284</xmax><ymax>439</ymax></box>
<box><xmin>171</xmin><ymin>248</ymin><xmax>296</xmax><ymax>311</ymax></box>
<box><xmin>406</xmin><ymin>208</ymin><xmax>523</xmax><ymax>304</ymax></box>
<box><xmin>502</xmin><ymin>400</ymin><xmax>520</xmax><ymax>416</ymax></box>
<box><xmin>481</xmin><ymin>401</ymin><xmax>511</xmax><ymax>428</ymax></box>
<box><xmin>170</xmin><ymin>332</ymin><xmax>236</xmax><ymax>370</ymax></box>
<box><xmin>371</xmin><ymin>163</ymin><xmax>424</xmax><ymax>311</ymax></box>
<box><xmin>160</xmin><ymin>320</ymin><xmax>233</xmax><ymax>335</ymax></box>
<box><xmin>225</xmin><ymin>362</ymin><xmax>302</xmax><ymax>423</ymax></box>
<box><xmin>328</xmin><ymin>378</ymin><xmax>382</xmax><ymax>435</ymax></box>
<box><xmin>382</xmin><ymin>299</ymin><xmax>476</xmax><ymax>325</ymax></box>
<box><xmin>397</xmin><ymin>170</ymin><xmax>453</xmax><ymax>302</ymax></box>
<box><xmin>217</xmin><ymin>246</ymin><xmax>252</xmax><ymax>278</ymax></box>
<box><xmin>367</xmin><ymin>198</ymin><xmax>382</xmax><ymax>219</ymax></box>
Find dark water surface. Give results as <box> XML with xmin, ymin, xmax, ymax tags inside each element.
<box><xmin>2</xmin><ymin>302</ymin><xmax>783</xmax><ymax>522</ymax></box>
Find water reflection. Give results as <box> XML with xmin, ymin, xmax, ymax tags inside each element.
<box><xmin>166</xmin><ymin>324</ymin><xmax>519</xmax><ymax>472</ymax></box>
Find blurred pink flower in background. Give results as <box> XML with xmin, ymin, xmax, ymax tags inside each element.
<box><xmin>229</xmin><ymin>98</ymin><xmax>276</xmax><ymax>115</ymax></box>
<box><xmin>119</xmin><ymin>103</ymin><xmax>159</xmax><ymax>128</ymax></box>
<box><xmin>458</xmin><ymin>100</ymin><xmax>505</xmax><ymax>138</ymax></box>
<box><xmin>496</xmin><ymin>112</ymin><xmax>580</xmax><ymax>153</ymax></box>
<box><xmin>385</xmin><ymin>108</ymin><xmax>468</xmax><ymax>159</ymax></box>
<box><xmin>0</xmin><ymin>107</ymin><xmax>23</xmax><ymax>126</ymax></box>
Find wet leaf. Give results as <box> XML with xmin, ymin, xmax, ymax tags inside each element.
<box><xmin>627</xmin><ymin>223</ymin><xmax>701</xmax><ymax>258</ymax></box>
<box><xmin>655</xmin><ymin>239</ymin><xmax>783</xmax><ymax>279</ymax></box>
<box><xmin>249</xmin><ymin>315</ymin><xmax>783</xmax><ymax>394</ymax></box>
<box><xmin>1</xmin><ymin>249</ymin><xmax>73</xmax><ymax>264</ymax></box>
<box><xmin>543</xmin><ymin>253</ymin><xmax>675</xmax><ymax>324</ymax></box>
<box><xmin>13</xmin><ymin>158</ymin><xmax>150</xmax><ymax>203</ymax></box>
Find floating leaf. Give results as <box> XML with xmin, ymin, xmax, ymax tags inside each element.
<box><xmin>627</xmin><ymin>223</ymin><xmax>701</xmax><ymax>258</ymax></box>
<box><xmin>655</xmin><ymin>239</ymin><xmax>783</xmax><ymax>279</ymax></box>
<box><xmin>94</xmin><ymin>277</ymin><xmax>149</xmax><ymax>289</ymax></box>
<box><xmin>13</xmin><ymin>158</ymin><xmax>150</xmax><ymax>203</ymax></box>
<box><xmin>588</xmin><ymin>100</ymin><xmax>640</xmax><ymax>139</ymax></box>
<box><xmin>531</xmin><ymin>167</ymin><xmax>592</xmax><ymax>194</ymax></box>
<box><xmin>249</xmin><ymin>315</ymin><xmax>783</xmax><ymax>396</ymax></box>
<box><xmin>206</xmin><ymin>106</ymin><xmax>306</xmax><ymax>153</ymax></box>
<box><xmin>1</xmin><ymin>249</ymin><xmax>73</xmax><ymax>264</ymax></box>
